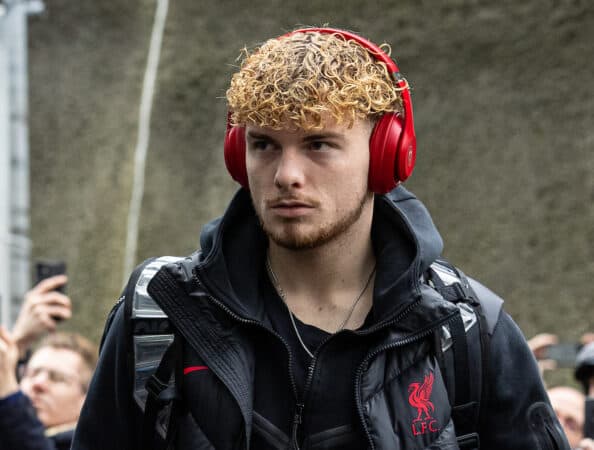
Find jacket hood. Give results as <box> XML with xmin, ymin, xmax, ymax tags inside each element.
<box><xmin>194</xmin><ymin>185</ymin><xmax>443</xmax><ymax>323</ymax></box>
<box><xmin>377</xmin><ymin>185</ymin><xmax>444</xmax><ymax>275</ymax></box>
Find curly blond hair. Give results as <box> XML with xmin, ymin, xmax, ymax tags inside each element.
<box><xmin>226</xmin><ymin>29</ymin><xmax>404</xmax><ymax>131</ymax></box>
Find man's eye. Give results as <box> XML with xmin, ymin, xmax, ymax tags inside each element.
<box><xmin>48</xmin><ymin>370</ymin><xmax>68</xmax><ymax>383</ymax></box>
<box><xmin>251</xmin><ymin>140</ymin><xmax>271</xmax><ymax>151</ymax></box>
<box><xmin>309</xmin><ymin>141</ymin><xmax>327</xmax><ymax>151</ymax></box>
<box><xmin>23</xmin><ymin>367</ymin><xmax>37</xmax><ymax>378</ymax></box>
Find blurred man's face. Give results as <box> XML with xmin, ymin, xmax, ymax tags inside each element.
<box><xmin>246</xmin><ymin>117</ymin><xmax>374</xmax><ymax>250</ymax></box>
<box><xmin>20</xmin><ymin>347</ymin><xmax>87</xmax><ymax>429</ymax></box>
<box><xmin>548</xmin><ymin>387</ymin><xmax>584</xmax><ymax>448</ymax></box>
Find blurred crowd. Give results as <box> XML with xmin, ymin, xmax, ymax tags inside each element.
<box><xmin>0</xmin><ymin>275</ymin><xmax>97</xmax><ymax>450</ymax></box>
<box><xmin>529</xmin><ymin>332</ymin><xmax>594</xmax><ymax>450</ymax></box>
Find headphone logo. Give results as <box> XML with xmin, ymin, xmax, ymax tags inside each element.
<box><xmin>407</xmin><ymin>145</ymin><xmax>414</xmax><ymax>167</ymax></box>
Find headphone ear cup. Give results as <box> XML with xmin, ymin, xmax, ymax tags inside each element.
<box><xmin>368</xmin><ymin>113</ymin><xmax>403</xmax><ymax>194</ymax></box>
<box><xmin>224</xmin><ymin>126</ymin><xmax>249</xmax><ymax>188</ymax></box>
<box><xmin>368</xmin><ymin>112</ymin><xmax>416</xmax><ymax>194</ymax></box>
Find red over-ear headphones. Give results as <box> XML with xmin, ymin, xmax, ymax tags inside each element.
<box><xmin>224</xmin><ymin>27</ymin><xmax>416</xmax><ymax>194</ymax></box>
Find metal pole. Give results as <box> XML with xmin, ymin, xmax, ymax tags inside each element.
<box><xmin>8</xmin><ymin>0</ymin><xmax>41</xmax><ymax>325</ymax></box>
<box><xmin>123</xmin><ymin>0</ymin><xmax>169</xmax><ymax>281</ymax></box>
<box><xmin>0</xmin><ymin>0</ymin><xmax>43</xmax><ymax>327</ymax></box>
<box><xmin>0</xmin><ymin>8</ymin><xmax>12</xmax><ymax>328</ymax></box>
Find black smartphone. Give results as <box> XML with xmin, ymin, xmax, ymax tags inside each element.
<box><xmin>34</xmin><ymin>260</ymin><xmax>67</xmax><ymax>322</ymax></box>
<box><xmin>585</xmin><ymin>398</ymin><xmax>594</xmax><ymax>439</ymax></box>
<box><xmin>35</xmin><ymin>260</ymin><xmax>67</xmax><ymax>292</ymax></box>
<box><xmin>542</xmin><ymin>343</ymin><xmax>580</xmax><ymax>368</ymax></box>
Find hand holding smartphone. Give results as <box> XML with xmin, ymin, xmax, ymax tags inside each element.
<box><xmin>11</xmin><ymin>260</ymin><xmax>71</xmax><ymax>354</ymax></box>
<box><xmin>543</xmin><ymin>343</ymin><xmax>580</xmax><ymax>368</ymax></box>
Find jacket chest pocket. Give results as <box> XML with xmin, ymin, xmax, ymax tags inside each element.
<box><xmin>359</xmin><ymin>342</ymin><xmax>460</xmax><ymax>450</ymax></box>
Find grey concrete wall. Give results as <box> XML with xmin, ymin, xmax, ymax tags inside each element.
<box><xmin>27</xmin><ymin>1</ymin><xmax>593</xmax><ymax>385</ymax></box>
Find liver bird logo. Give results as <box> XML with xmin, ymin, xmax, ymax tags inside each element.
<box><xmin>408</xmin><ymin>372</ymin><xmax>435</xmax><ymax>422</ymax></box>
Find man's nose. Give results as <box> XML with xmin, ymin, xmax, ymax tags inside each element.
<box><xmin>274</xmin><ymin>148</ymin><xmax>305</xmax><ymax>189</ymax></box>
<box><xmin>29</xmin><ymin>370</ymin><xmax>50</xmax><ymax>390</ymax></box>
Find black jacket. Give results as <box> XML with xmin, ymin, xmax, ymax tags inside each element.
<box><xmin>72</xmin><ymin>187</ymin><xmax>568</xmax><ymax>449</ymax></box>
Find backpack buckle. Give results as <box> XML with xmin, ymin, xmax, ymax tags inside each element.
<box><xmin>145</xmin><ymin>373</ymin><xmax>176</xmax><ymax>404</ymax></box>
<box><xmin>440</xmin><ymin>283</ymin><xmax>467</xmax><ymax>303</ymax></box>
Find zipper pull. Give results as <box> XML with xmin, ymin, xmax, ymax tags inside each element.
<box><xmin>291</xmin><ymin>403</ymin><xmax>304</xmax><ymax>450</ymax></box>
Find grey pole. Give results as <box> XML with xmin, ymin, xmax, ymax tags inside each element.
<box><xmin>0</xmin><ymin>4</ymin><xmax>11</xmax><ymax>328</ymax></box>
<box><xmin>123</xmin><ymin>0</ymin><xmax>169</xmax><ymax>281</ymax></box>
<box><xmin>0</xmin><ymin>0</ymin><xmax>44</xmax><ymax>328</ymax></box>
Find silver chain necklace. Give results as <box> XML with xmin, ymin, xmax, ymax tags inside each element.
<box><xmin>265</xmin><ymin>256</ymin><xmax>376</xmax><ymax>358</ymax></box>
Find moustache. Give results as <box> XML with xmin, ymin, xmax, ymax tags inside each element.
<box><xmin>265</xmin><ymin>196</ymin><xmax>319</xmax><ymax>208</ymax></box>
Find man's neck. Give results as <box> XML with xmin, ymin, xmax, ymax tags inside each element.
<box><xmin>267</xmin><ymin>225</ymin><xmax>376</xmax><ymax>332</ymax></box>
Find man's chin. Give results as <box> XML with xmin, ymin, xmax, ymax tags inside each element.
<box><xmin>266</xmin><ymin>227</ymin><xmax>336</xmax><ymax>250</ymax></box>
<box><xmin>270</xmin><ymin>236</ymin><xmax>317</xmax><ymax>251</ymax></box>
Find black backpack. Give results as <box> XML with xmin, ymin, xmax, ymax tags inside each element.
<box><xmin>103</xmin><ymin>256</ymin><xmax>503</xmax><ymax>450</ymax></box>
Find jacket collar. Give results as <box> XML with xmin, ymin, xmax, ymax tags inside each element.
<box><xmin>178</xmin><ymin>186</ymin><xmax>445</xmax><ymax>327</ymax></box>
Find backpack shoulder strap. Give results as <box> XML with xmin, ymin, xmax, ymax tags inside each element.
<box><xmin>120</xmin><ymin>256</ymin><xmax>182</xmax><ymax>450</ymax></box>
<box><xmin>100</xmin><ymin>257</ymin><xmax>158</xmax><ymax>352</ymax></box>
<box><xmin>425</xmin><ymin>258</ymin><xmax>503</xmax><ymax>449</ymax></box>
<box><xmin>466</xmin><ymin>277</ymin><xmax>503</xmax><ymax>336</ymax></box>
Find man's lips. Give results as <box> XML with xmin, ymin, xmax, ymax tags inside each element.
<box><xmin>267</xmin><ymin>199</ymin><xmax>315</xmax><ymax>217</ymax></box>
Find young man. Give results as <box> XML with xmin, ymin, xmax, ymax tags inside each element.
<box><xmin>72</xmin><ymin>28</ymin><xmax>569</xmax><ymax>449</ymax></box>
<box><xmin>0</xmin><ymin>330</ymin><xmax>98</xmax><ymax>450</ymax></box>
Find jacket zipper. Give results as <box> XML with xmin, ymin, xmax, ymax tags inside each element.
<box><xmin>193</xmin><ymin>268</ymin><xmax>345</xmax><ymax>450</ymax></box>
<box><xmin>290</xmin><ymin>329</ymin><xmax>337</xmax><ymax>450</ymax></box>
<box><xmin>353</xmin><ymin>307</ymin><xmax>459</xmax><ymax>450</ymax></box>
<box><xmin>191</xmin><ymin>269</ymin><xmax>302</xmax><ymax>447</ymax></box>
<box><xmin>291</xmin><ymin>402</ymin><xmax>305</xmax><ymax>449</ymax></box>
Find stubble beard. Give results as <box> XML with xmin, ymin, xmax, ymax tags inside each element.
<box><xmin>255</xmin><ymin>190</ymin><xmax>371</xmax><ymax>251</ymax></box>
